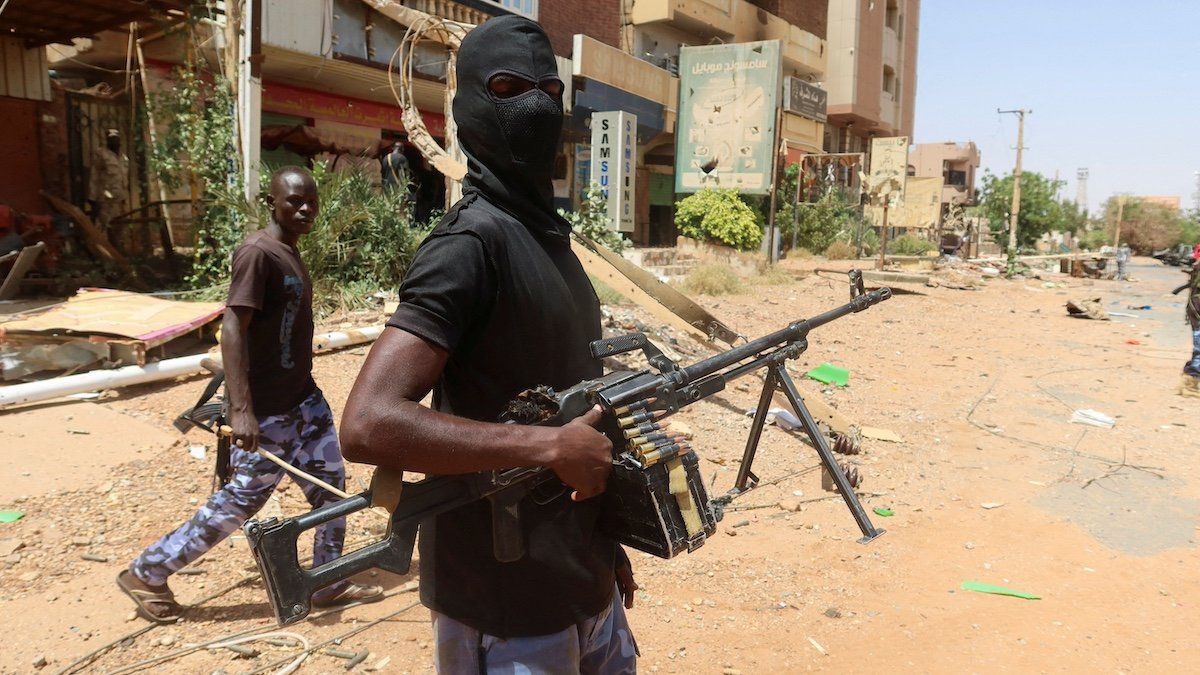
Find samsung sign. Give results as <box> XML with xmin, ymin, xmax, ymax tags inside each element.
<box><xmin>783</xmin><ymin>77</ymin><xmax>828</xmax><ymax>123</ymax></box>
<box><xmin>589</xmin><ymin>111</ymin><xmax>637</xmax><ymax>233</ymax></box>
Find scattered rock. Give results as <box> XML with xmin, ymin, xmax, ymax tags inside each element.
<box><xmin>0</xmin><ymin>539</ymin><xmax>23</xmax><ymax>557</ymax></box>
<box><xmin>32</xmin><ymin>655</ymin><xmax>48</xmax><ymax>669</ymax></box>
<box><xmin>777</xmin><ymin>499</ymin><xmax>801</xmax><ymax>512</ymax></box>
<box><xmin>71</xmin><ymin>537</ymin><xmax>91</xmax><ymax>547</ymax></box>
<box><xmin>964</xmin><ymin>542</ymin><xmax>975</xmax><ymax>550</ymax></box>
<box><xmin>19</xmin><ymin>571</ymin><xmax>41</xmax><ymax>582</ymax></box>
<box><xmin>823</xmin><ymin>607</ymin><xmax>842</xmax><ymax>619</ymax></box>
<box><xmin>159</xmin><ymin>634</ymin><xmax>177</xmax><ymax>647</ymax></box>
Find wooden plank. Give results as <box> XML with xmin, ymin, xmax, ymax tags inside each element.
<box><xmin>39</xmin><ymin>191</ymin><xmax>132</xmax><ymax>272</ymax></box>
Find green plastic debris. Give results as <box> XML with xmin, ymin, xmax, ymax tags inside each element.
<box><xmin>873</xmin><ymin>507</ymin><xmax>894</xmax><ymax>517</ymax></box>
<box><xmin>0</xmin><ymin>511</ymin><xmax>24</xmax><ymax>524</ymax></box>
<box><xmin>960</xmin><ymin>581</ymin><xmax>1040</xmax><ymax>600</ymax></box>
<box><xmin>806</xmin><ymin>362</ymin><xmax>849</xmax><ymax>387</ymax></box>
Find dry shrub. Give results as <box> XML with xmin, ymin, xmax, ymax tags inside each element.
<box><xmin>684</xmin><ymin>263</ymin><xmax>744</xmax><ymax>296</ymax></box>
<box><xmin>589</xmin><ymin>274</ymin><xmax>627</xmax><ymax>305</ymax></box>
<box><xmin>751</xmin><ymin>264</ymin><xmax>795</xmax><ymax>286</ymax></box>
<box><xmin>789</xmin><ymin>247</ymin><xmax>815</xmax><ymax>259</ymax></box>
<box><xmin>824</xmin><ymin>240</ymin><xmax>856</xmax><ymax>260</ymax></box>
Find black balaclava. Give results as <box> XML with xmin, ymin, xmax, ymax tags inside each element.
<box><xmin>454</xmin><ymin>15</ymin><xmax>570</xmax><ymax>238</ymax></box>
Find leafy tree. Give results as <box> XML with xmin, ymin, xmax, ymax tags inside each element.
<box><xmin>1100</xmin><ymin>196</ymin><xmax>1186</xmax><ymax>254</ymax></box>
<box><xmin>675</xmin><ymin>189</ymin><xmax>763</xmax><ymax>251</ymax></box>
<box><xmin>977</xmin><ymin>170</ymin><xmax>1070</xmax><ymax>248</ymax></box>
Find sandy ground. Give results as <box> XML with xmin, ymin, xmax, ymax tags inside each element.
<box><xmin>0</xmin><ymin>257</ymin><xmax>1196</xmax><ymax>674</ymax></box>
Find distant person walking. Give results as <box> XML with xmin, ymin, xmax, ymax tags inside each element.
<box><xmin>1181</xmin><ymin>261</ymin><xmax>1200</xmax><ymax>397</ymax></box>
<box><xmin>1115</xmin><ymin>243</ymin><xmax>1131</xmax><ymax>281</ymax></box>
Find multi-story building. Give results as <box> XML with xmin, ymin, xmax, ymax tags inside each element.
<box><xmin>824</xmin><ymin>0</ymin><xmax>919</xmax><ymax>155</ymax></box>
<box><xmin>38</xmin><ymin>1</ymin><xmax>854</xmax><ymax>248</ymax></box>
<box><xmin>910</xmin><ymin>141</ymin><xmax>980</xmax><ymax>221</ymax></box>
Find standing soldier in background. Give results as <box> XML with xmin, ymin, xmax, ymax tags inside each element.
<box><xmin>88</xmin><ymin>129</ymin><xmax>131</xmax><ymax>253</ymax></box>
<box><xmin>1115</xmin><ymin>243</ymin><xmax>1131</xmax><ymax>281</ymax></box>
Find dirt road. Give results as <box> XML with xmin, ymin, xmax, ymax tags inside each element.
<box><xmin>0</xmin><ymin>258</ymin><xmax>1196</xmax><ymax>673</ymax></box>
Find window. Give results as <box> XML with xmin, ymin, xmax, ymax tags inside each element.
<box><xmin>882</xmin><ymin>65</ymin><xmax>896</xmax><ymax>96</ymax></box>
<box><xmin>481</xmin><ymin>0</ymin><xmax>538</xmax><ymax>19</ymax></box>
<box><xmin>885</xmin><ymin>0</ymin><xmax>899</xmax><ymax>29</ymax></box>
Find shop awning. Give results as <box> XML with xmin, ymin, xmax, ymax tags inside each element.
<box><xmin>1</xmin><ymin>0</ymin><xmax>191</xmax><ymax>47</ymax></box>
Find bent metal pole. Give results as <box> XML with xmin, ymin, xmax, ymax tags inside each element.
<box><xmin>0</xmin><ymin>326</ymin><xmax>385</xmax><ymax>410</ymax></box>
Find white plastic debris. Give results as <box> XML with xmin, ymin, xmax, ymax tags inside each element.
<box><xmin>1070</xmin><ymin>409</ymin><xmax>1116</xmax><ymax>428</ymax></box>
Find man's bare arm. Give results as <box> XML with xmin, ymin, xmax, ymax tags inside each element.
<box><xmin>220</xmin><ymin>306</ymin><xmax>259</xmax><ymax>451</ymax></box>
<box><xmin>341</xmin><ymin>327</ymin><xmax>613</xmax><ymax>499</ymax></box>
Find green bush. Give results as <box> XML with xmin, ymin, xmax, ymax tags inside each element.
<box><xmin>675</xmin><ymin>189</ymin><xmax>763</xmax><ymax>251</ymax></box>
<box><xmin>824</xmin><ymin>240</ymin><xmax>856</xmax><ymax>260</ymax></box>
<box><xmin>560</xmin><ymin>183</ymin><xmax>628</xmax><ymax>253</ymax></box>
<box><xmin>684</xmin><ymin>263</ymin><xmax>744</xmax><ymax>295</ymax></box>
<box><xmin>888</xmin><ymin>234</ymin><xmax>936</xmax><ymax>256</ymax></box>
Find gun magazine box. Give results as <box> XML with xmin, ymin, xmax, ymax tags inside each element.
<box><xmin>600</xmin><ymin>451</ymin><xmax>718</xmax><ymax>558</ymax></box>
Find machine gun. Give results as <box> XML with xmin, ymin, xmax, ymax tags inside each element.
<box><xmin>244</xmin><ymin>270</ymin><xmax>893</xmax><ymax>626</ymax></box>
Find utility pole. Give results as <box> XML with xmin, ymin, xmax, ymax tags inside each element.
<box><xmin>998</xmin><ymin>108</ymin><xmax>1030</xmax><ymax>275</ymax></box>
<box><xmin>1113</xmin><ymin>194</ymin><xmax>1127</xmax><ymax>248</ymax></box>
<box><xmin>1076</xmin><ymin>168</ymin><xmax>1089</xmax><ymax>214</ymax></box>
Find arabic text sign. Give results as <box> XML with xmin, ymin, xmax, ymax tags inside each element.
<box><xmin>590</xmin><ymin>111</ymin><xmax>637</xmax><ymax>233</ymax></box>
<box><xmin>868</xmin><ymin>136</ymin><xmax>909</xmax><ymax>207</ymax></box>
<box><xmin>783</xmin><ymin>77</ymin><xmax>827</xmax><ymax>122</ymax></box>
<box><xmin>676</xmin><ymin>40</ymin><xmax>781</xmax><ymax>195</ymax></box>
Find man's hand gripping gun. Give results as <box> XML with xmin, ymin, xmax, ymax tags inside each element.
<box><xmin>243</xmin><ymin>271</ymin><xmax>893</xmax><ymax>626</ymax></box>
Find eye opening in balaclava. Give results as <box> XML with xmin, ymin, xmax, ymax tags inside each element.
<box><xmin>487</xmin><ymin>72</ymin><xmax>564</xmax><ymax>101</ymax></box>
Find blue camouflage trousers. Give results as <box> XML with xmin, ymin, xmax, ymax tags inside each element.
<box><xmin>1186</xmin><ymin>322</ymin><xmax>1200</xmax><ymax>378</ymax></box>
<box><xmin>130</xmin><ymin>389</ymin><xmax>346</xmax><ymax>587</ymax></box>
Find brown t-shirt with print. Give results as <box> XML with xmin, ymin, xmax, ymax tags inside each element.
<box><xmin>226</xmin><ymin>230</ymin><xmax>315</xmax><ymax>416</ymax></box>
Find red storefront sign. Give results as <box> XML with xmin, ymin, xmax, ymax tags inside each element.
<box><xmin>262</xmin><ymin>81</ymin><xmax>446</xmax><ymax>137</ymax></box>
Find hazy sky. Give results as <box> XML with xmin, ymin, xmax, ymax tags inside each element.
<box><xmin>912</xmin><ymin>1</ymin><xmax>1199</xmax><ymax>214</ymax></box>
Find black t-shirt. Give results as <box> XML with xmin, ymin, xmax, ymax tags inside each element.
<box><xmin>386</xmin><ymin>192</ymin><xmax>613</xmax><ymax>638</ymax></box>
<box><xmin>226</xmin><ymin>230</ymin><xmax>316</xmax><ymax>416</ymax></box>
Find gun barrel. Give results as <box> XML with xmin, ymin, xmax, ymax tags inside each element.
<box><xmin>681</xmin><ymin>287</ymin><xmax>892</xmax><ymax>384</ymax></box>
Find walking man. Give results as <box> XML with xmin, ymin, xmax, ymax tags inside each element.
<box><xmin>340</xmin><ymin>16</ymin><xmax>638</xmax><ymax>673</ymax></box>
<box><xmin>1116</xmin><ymin>243</ymin><xmax>1131</xmax><ymax>281</ymax></box>
<box><xmin>1182</xmin><ymin>262</ymin><xmax>1200</xmax><ymax>397</ymax></box>
<box><xmin>118</xmin><ymin>166</ymin><xmax>382</xmax><ymax>622</ymax></box>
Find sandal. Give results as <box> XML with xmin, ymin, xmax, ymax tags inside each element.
<box><xmin>117</xmin><ymin>569</ymin><xmax>183</xmax><ymax>623</ymax></box>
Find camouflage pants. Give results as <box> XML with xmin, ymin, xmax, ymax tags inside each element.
<box><xmin>1186</xmin><ymin>323</ymin><xmax>1200</xmax><ymax>378</ymax></box>
<box><xmin>130</xmin><ymin>389</ymin><xmax>346</xmax><ymax>587</ymax></box>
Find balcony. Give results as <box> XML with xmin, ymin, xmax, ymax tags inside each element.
<box><xmin>630</xmin><ymin>0</ymin><xmax>736</xmax><ymax>41</ymax></box>
<box><xmin>882</xmin><ymin>25</ymin><xmax>899</xmax><ymax>69</ymax></box>
<box><xmin>399</xmin><ymin>0</ymin><xmax>491</xmax><ymax>24</ymax></box>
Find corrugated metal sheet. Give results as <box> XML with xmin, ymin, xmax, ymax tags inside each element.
<box><xmin>262</xmin><ymin>0</ymin><xmax>332</xmax><ymax>56</ymax></box>
<box><xmin>0</xmin><ymin>38</ymin><xmax>51</xmax><ymax>102</ymax></box>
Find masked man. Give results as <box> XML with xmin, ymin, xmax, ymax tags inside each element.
<box><xmin>341</xmin><ymin>16</ymin><xmax>638</xmax><ymax>673</ymax></box>
<box><xmin>118</xmin><ymin>167</ymin><xmax>382</xmax><ymax>622</ymax></box>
